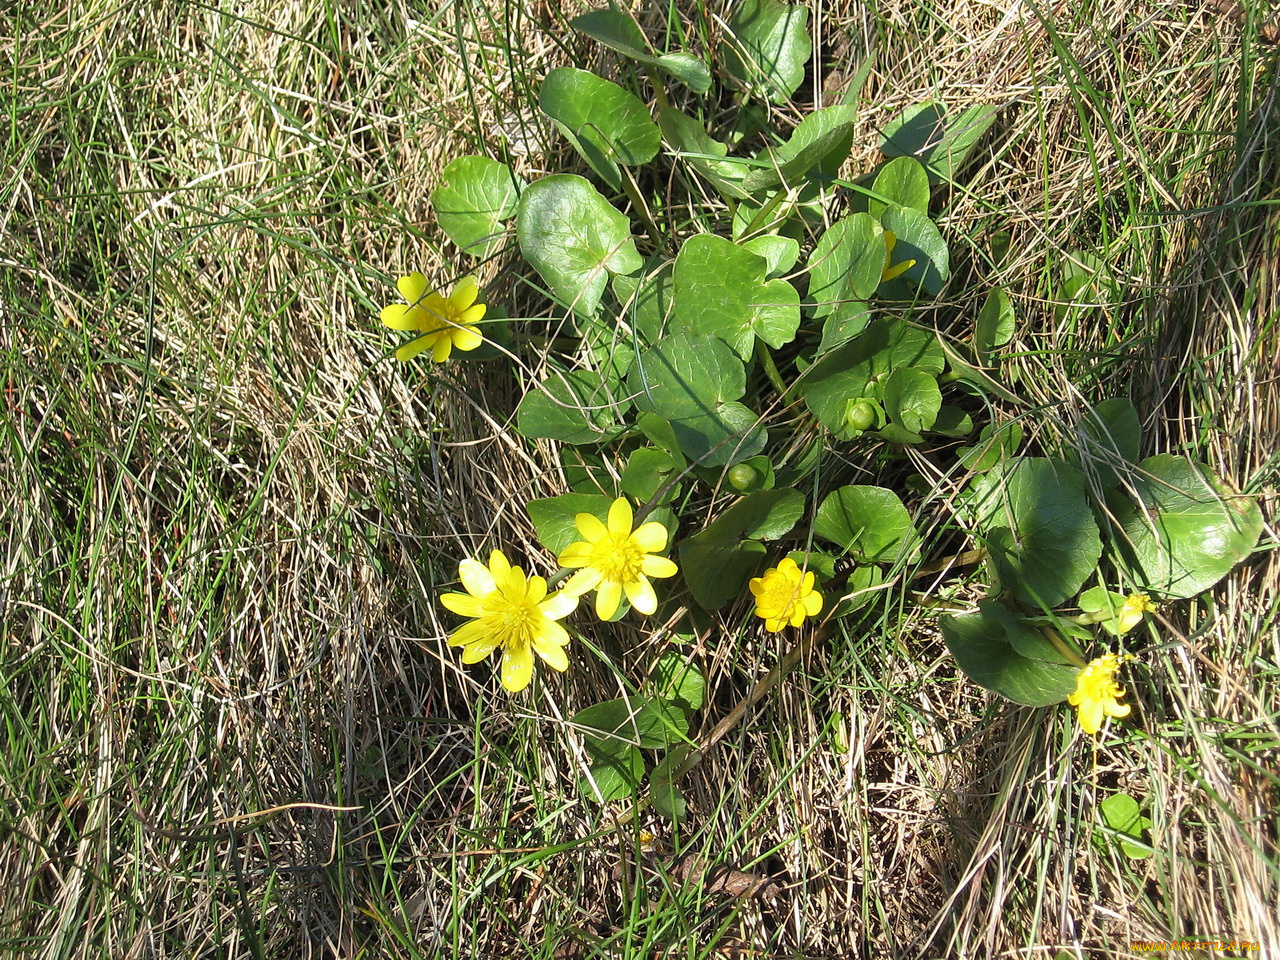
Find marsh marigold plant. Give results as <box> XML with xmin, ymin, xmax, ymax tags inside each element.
<box><xmin>439</xmin><ymin>550</ymin><xmax>577</xmax><ymax>692</ymax></box>
<box><xmin>749</xmin><ymin>557</ymin><xmax>823</xmax><ymax>632</ymax></box>
<box><xmin>559</xmin><ymin>497</ymin><xmax>678</xmax><ymax>620</ymax></box>
<box><xmin>1068</xmin><ymin>652</ymin><xmax>1133</xmax><ymax>735</ymax></box>
<box><xmin>380</xmin><ymin>272</ymin><xmax>485</xmax><ymax>362</ymax></box>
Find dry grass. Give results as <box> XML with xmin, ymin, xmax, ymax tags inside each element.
<box><xmin>1</xmin><ymin>0</ymin><xmax>1277</xmax><ymax>958</ymax></box>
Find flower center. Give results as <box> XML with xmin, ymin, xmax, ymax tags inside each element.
<box><xmin>761</xmin><ymin>578</ymin><xmax>800</xmax><ymax>614</ymax></box>
<box><xmin>483</xmin><ymin>594</ymin><xmax>539</xmax><ymax>647</ymax></box>
<box><xmin>590</xmin><ymin>533</ymin><xmax>643</xmax><ymax>583</ymax></box>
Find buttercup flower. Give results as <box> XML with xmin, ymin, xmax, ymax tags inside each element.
<box><xmin>1068</xmin><ymin>653</ymin><xmax>1132</xmax><ymax>735</ymax></box>
<box><xmin>1115</xmin><ymin>593</ymin><xmax>1156</xmax><ymax>635</ymax></box>
<box><xmin>749</xmin><ymin>557</ymin><xmax>823</xmax><ymax>632</ymax></box>
<box><xmin>558</xmin><ymin>497</ymin><xmax>679</xmax><ymax>620</ymax></box>
<box><xmin>380</xmin><ymin>272</ymin><xmax>485</xmax><ymax>362</ymax></box>
<box><xmin>880</xmin><ymin>230</ymin><xmax>916</xmax><ymax>283</ymax></box>
<box><xmin>439</xmin><ymin>550</ymin><xmax>577</xmax><ymax>692</ymax></box>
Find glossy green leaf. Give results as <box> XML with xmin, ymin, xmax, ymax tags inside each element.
<box><xmin>883</xmin><ymin>366</ymin><xmax>941</xmax><ymax>435</ymax></box>
<box><xmin>1079</xmin><ymin>586</ymin><xmax>1137</xmax><ymax>638</ymax></box>
<box><xmin>621</xmin><ymin>446</ymin><xmax>680</xmax><ymax>503</ymax></box>
<box><xmin>817</xmin><ymin>301</ymin><xmax>873</xmax><ymax>355</ymax></box>
<box><xmin>869</xmin><ymin>156</ymin><xmax>930</xmax><ymax>217</ymax></box>
<box><xmin>672</xmin><ymin>234</ymin><xmax>800</xmax><ymax>359</ymax></box>
<box><xmin>813</xmin><ymin>485</ymin><xmax>915</xmax><ymax>562</ymax></box>
<box><xmin>575</xmin><ymin>695</ymin><xmax>689</xmax><ymax>751</ymax></box>
<box><xmin>430</xmin><ymin>156</ymin><xmax>524</xmax><ymax>257</ymax></box>
<box><xmin>932</xmin><ymin>405</ymin><xmax>974</xmax><ymax>438</ymax></box>
<box><xmin>516</xmin><ymin>370</ymin><xmax>629</xmax><ymax>445</ymax></box>
<box><xmin>650</xmin><ymin>748</ymin><xmax>690</xmax><ymax>820</ymax></box>
<box><xmin>802</xmin><ymin>317</ymin><xmax>946</xmax><ymax>438</ymax></box>
<box><xmin>742</xmin><ymin>104</ymin><xmax>858</xmax><ymax>192</ymax></box>
<box><xmin>976</xmin><ymin>600</ymin><xmax>1077</xmax><ymax>664</ymax></box>
<box><xmin>517</xmin><ymin>175</ymin><xmax>641</xmax><ymax>318</ymax></box>
<box><xmin>628</xmin><ymin>330</ymin><xmax>746</xmax><ymax>419</ymax></box>
<box><xmin>941</xmin><ymin>606</ymin><xmax>1081</xmax><ymax>707</ymax></box>
<box><xmin>1076</xmin><ymin>398</ymin><xmax>1140</xmax><ymax>491</ymax></box>
<box><xmin>969</xmin><ymin>458</ymin><xmax>1102</xmax><ymax>608</ymax></box>
<box><xmin>653</xmin><ymin>653</ymin><xmax>705</xmax><ymax>712</ymax></box>
<box><xmin>579</xmin><ymin>741</ymin><xmax>643</xmax><ymax>802</ymax></box>
<box><xmin>680</xmin><ymin>534</ymin><xmax>768</xmax><ymax>610</ymax></box>
<box><xmin>1098</xmin><ymin>792</ymin><xmax>1154</xmax><ymax>859</ymax></box>
<box><xmin>807</xmin><ymin>213</ymin><xmax>884</xmax><ymax>316</ymax></box>
<box><xmin>658</xmin><ymin>108</ymin><xmax>750</xmax><ymax>199</ymax></box>
<box><xmin>1112</xmin><ymin>455</ymin><xmax>1263</xmax><ymax>599</ymax></box>
<box><xmin>711</xmin><ymin>488</ymin><xmax>805</xmax><ymax>541</ymax></box>
<box><xmin>569</xmin><ymin>11</ymin><xmax>712</xmax><ymax>92</ymax></box>
<box><xmin>742</xmin><ymin>234</ymin><xmax>800</xmax><ymax>277</ymax></box>
<box><xmin>654</xmin><ymin>53</ymin><xmax>712</xmax><ymax>93</ymax></box>
<box><xmin>836</xmin><ymin>564</ymin><xmax>885</xmax><ymax>615</ymax></box>
<box><xmin>527</xmin><ymin>492</ymin><xmax>614</xmax><ymax>554</ymax></box>
<box><xmin>975</xmin><ymin>287</ymin><xmax>1015</xmax><ymax>364</ymax></box>
<box><xmin>539</xmin><ymin>68</ymin><xmax>661</xmax><ymax>190</ymax></box>
<box><xmin>722</xmin><ymin>0</ymin><xmax>811</xmax><ymax>103</ymax></box>
<box><xmin>613</xmin><ymin>262</ymin><xmax>675</xmax><ymax>344</ymax></box>
<box><xmin>881</xmin><ymin>102</ymin><xmax>998</xmax><ymax>185</ymax></box>
<box><xmin>669</xmin><ymin>401</ymin><xmax>767</xmax><ymax>468</ymax></box>
<box><xmin>877</xmin><ymin>205</ymin><xmax>949</xmax><ymax>297</ymax></box>
<box><xmin>958</xmin><ymin>420</ymin><xmax>1024</xmax><ymax>472</ymax></box>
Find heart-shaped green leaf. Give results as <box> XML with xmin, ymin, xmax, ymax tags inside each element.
<box><xmin>1075</xmin><ymin>398</ymin><xmax>1140</xmax><ymax>491</ymax></box>
<box><xmin>1111</xmin><ymin>455</ymin><xmax>1262</xmax><ymax>598</ymax></box>
<box><xmin>430</xmin><ymin>156</ymin><xmax>525</xmax><ymax>257</ymax></box>
<box><xmin>527</xmin><ymin>492</ymin><xmax>615</xmax><ymax>554</ymax></box>
<box><xmin>869</xmin><ymin>156</ymin><xmax>930</xmax><ymax>217</ymax></box>
<box><xmin>539</xmin><ymin>68</ymin><xmax>661</xmax><ymax>190</ymax></box>
<box><xmin>968</xmin><ymin>457</ymin><xmax>1102</xmax><ymax>609</ymax></box>
<box><xmin>680</xmin><ymin>534</ymin><xmax>768</xmax><ymax>610</ymax></box>
<box><xmin>658</xmin><ymin>108</ymin><xmax>750</xmax><ymax>199</ymax></box>
<box><xmin>516</xmin><ymin>369</ymin><xmax>629</xmax><ymax>445</ymax></box>
<box><xmin>742</xmin><ymin>235</ymin><xmax>800</xmax><ymax>277</ymax></box>
<box><xmin>883</xmin><ymin>366</ymin><xmax>941</xmax><ymax>435</ymax></box>
<box><xmin>882</xmin><ymin>102</ymin><xmax>998</xmax><ymax>185</ymax></box>
<box><xmin>941</xmin><ymin>606</ymin><xmax>1081</xmax><ymax>706</ymax></box>
<box><xmin>669</xmin><ymin>401</ymin><xmax>767</xmax><ymax>468</ymax></box>
<box><xmin>742</xmin><ymin>104</ymin><xmax>858</xmax><ymax>193</ymax></box>
<box><xmin>877</xmin><ymin>205</ymin><xmax>949</xmax><ymax>297</ymax></box>
<box><xmin>569</xmin><ymin>11</ymin><xmax>711</xmax><ymax>92</ymax></box>
<box><xmin>517</xmin><ymin>175</ymin><xmax>641</xmax><ymax>318</ymax></box>
<box><xmin>1098</xmin><ymin>792</ymin><xmax>1154</xmax><ymax>859</ymax></box>
<box><xmin>807</xmin><ymin>213</ymin><xmax>884</xmax><ymax>315</ymax></box>
<box><xmin>721</xmin><ymin>0</ymin><xmax>811</xmax><ymax>104</ymax></box>
<box><xmin>612</xmin><ymin>262</ymin><xmax>675</xmax><ymax>345</ymax></box>
<box><xmin>579</xmin><ymin>741</ymin><xmax>643</xmax><ymax>802</ymax></box>
<box><xmin>975</xmin><ymin>287</ymin><xmax>1015</xmax><ymax>364</ymax></box>
<box><xmin>575</xmin><ymin>696</ymin><xmax>689</xmax><ymax>751</ymax></box>
<box><xmin>672</xmin><ymin>234</ymin><xmax>800</xmax><ymax>359</ymax></box>
<box><xmin>628</xmin><ymin>330</ymin><xmax>746</xmax><ymax>420</ymax></box>
<box><xmin>813</xmin><ymin>485</ymin><xmax>915</xmax><ymax>562</ymax></box>
<box><xmin>653</xmin><ymin>653</ymin><xmax>706</xmax><ymax>712</ymax></box>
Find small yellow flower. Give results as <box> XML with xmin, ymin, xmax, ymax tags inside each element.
<box><xmin>380</xmin><ymin>272</ymin><xmax>485</xmax><ymax>362</ymax></box>
<box><xmin>439</xmin><ymin>550</ymin><xmax>578</xmax><ymax>692</ymax></box>
<box><xmin>748</xmin><ymin>557</ymin><xmax>823</xmax><ymax>632</ymax></box>
<box><xmin>558</xmin><ymin>498</ymin><xmax>679</xmax><ymax>620</ymax></box>
<box><xmin>1068</xmin><ymin>653</ymin><xmax>1132</xmax><ymax>735</ymax></box>
<box><xmin>880</xmin><ymin>230</ymin><xmax>916</xmax><ymax>283</ymax></box>
<box><xmin>1115</xmin><ymin>593</ymin><xmax>1156</xmax><ymax>634</ymax></box>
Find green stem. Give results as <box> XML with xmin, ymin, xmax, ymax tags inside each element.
<box><xmin>620</xmin><ymin>168</ymin><xmax>663</xmax><ymax>249</ymax></box>
<box><xmin>754</xmin><ymin>339</ymin><xmax>788</xmax><ymax>398</ymax></box>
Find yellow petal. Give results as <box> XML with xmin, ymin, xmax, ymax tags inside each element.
<box><xmin>749</xmin><ymin>578</ymin><xmax>766</xmax><ymax>596</ymax></box>
<box><xmin>533</xmin><ymin>635</ymin><xmax>570</xmax><ymax>672</ymax></box>
<box><xmin>558</xmin><ymin>542</ymin><xmax>594</xmax><ymax>568</ymax></box>
<box><xmin>607</xmin><ymin>497</ymin><xmax>633</xmax><ymax>537</ymax></box>
<box><xmin>536</xmin><ymin>618</ymin><xmax>570</xmax><ymax>648</ymax></box>
<box><xmin>449</xmin><ymin>619</ymin><xmax>492</xmax><ymax>650</ymax></box>
<box><xmin>539</xmin><ymin>589</ymin><xmax>579</xmax><ymax>620</ymax></box>
<box><xmin>440</xmin><ymin>592</ymin><xmax>485</xmax><ymax>618</ymax></box>
<box><xmin>457</xmin><ymin>303</ymin><xmax>486</xmax><ymax>326</ymax></box>
<box><xmin>575</xmin><ymin>512</ymin><xmax>609</xmax><ymax>543</ymax></box>
<box><xmin>501</xmin><ymin>642</ymin><xmax>534</xmax><ymax>692</ymax></box>
<box><xmin>460</xmin><ymin>635</ymin><xmax>501</xmax><ymax>663</ymax></box>
<box><xmin>776</xmin><ymin>557</ymin><xmax>799</xmax><ymax>576</ymax></box>
<box><xmin>595</xmin><ymin>580</ymin><xmax>622</xmax><ymax>620</ymax></box>
<box><xmin>380</xmin><ymin>303</ymin><xmax>423</xmax><ymax>331</ymax></box>
<box><xmin>1078</xmin><ymin>700</ymin><xmax>1104</xmax><ymax>735</ymax></box>
<box><xmin>431</xmin><ymin>336</ymin><xmax>452</xmax><ymax>362</ymax></box>
<box><xmin>631</xmin><ymin>520</ymin><xmax>668</xmax><ymax>553</ymax></box>
<box><xmin>640</xmin><ymin>554</ymin><xmax>678</xmax><ymax>579</ymax></box>
<box><xmin>493</xmin><ymin>560</ymin><xmax>527</xmax><ymax>600</ymax></box>
<box><xmin>1105</xmin><ymin>700</ymin><xmax>1131</xmax><ymax>720</ymax></box>
<box><xmin>448</xmin><ymin>276</ymin><xmax>480</xmax><ymax>311</ymax></box>
<box><xmin>561</xmin><ymin>568</ymin><xmax>602</xmax><ymax>596</ymax></box>
<box><xmin>459</xmin><ymin>558</ymin><xmax>496</xmax><ymax>598</ymax></box>
<box><xmin>623</xmin><ymin>576</ymin><xmax>658</xmax><ymax>615</ymax></box>
<box><xmin>524</xmin><ymin>575</ymin><xmax>547</xmax><ymax>605</ymax></box>
<box><xmin>397</xmin><ymin>272</ymin><xmax>430</xmax><ymax>304</ymax></box>
<box><xmin>451</xmin><ymin>324</ymin><xmax>484</xmax><ymax>352</ymax></box>
<box><xmin>803</xmin><ymin>590</ymin><xmax>823</xmax><ymax>615</ymax></box>
<box><xmin>395</xmin><ymin>335</ymin><xmax>434</xmax><ymax>362</ymax></box>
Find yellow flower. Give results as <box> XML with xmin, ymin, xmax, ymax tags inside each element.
<box><xmin>1116</xmin><ymin>593</ymin><xmax>1156</xmax><ymax>634</ymax></box>
<box><xmin>439</xmin><ymin>550</ymin><xmax>577</xmax><ymax>692</ymax></box>
<box><xmin>1067</xmin><ymin>653</ymin><xmax>1132</xmax><ymax>735</ymax></box>
<box><xmin>880</xmin><ymin>230</ymin><xmax>916</xmax><ymax>283</ymax></box>
<box><xmin>748</xmin><ymin>557</ymin><xmax>823</xmax><ymax>632</ymax></box>
<box><xmin>380</xmin><ymin>272</ymin><xmax>485</xmax><ymax>362</ymax></box>
<box><xmin>558</xmin><ymin>498</ymin><xmax>679</xmax><ymax>620</ymax></box>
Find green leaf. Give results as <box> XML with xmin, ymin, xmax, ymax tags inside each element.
<box><xmin>869</xmin><ymin>156</ymin><xmax>930</xmax><ymax>217</ymax></box>
<box><xmin>940</xmin><ymin>608</ymin><xmax>1082</xmax><ymax>707</ymax></box>
<box><xmin>430</xmin><ymin>156</ymin><xmax>525</xmax><ymax>257</ymax></box>
<box><xmin>653</xmin><ymin>653</ymin><xmax>705</xmax><ymax>712</ymax></box>
<box><xmin>712</xmin><ymin>488</ymin><xmax>806</xmax><ymax>541</ymax></box>
<box><xmin>621</xmin><ymin>447</ymin><xmax>679</xmax><ymax>503</ymax></box>
<box><xmin>975</xmin><ymin>287</ymin><xmax>1015</xmax><ymax>364</ymax></box>
<box><xmin>658</xmin><ymin>107</ymin><xmax>750</xmax><ymax>199</ymax></box>
<box><xmin>1098</xmin><ymin>792</ymin><xmax>1154</xmax><ymax>859</ymax></box>
<box><xmin>742</xmin><ymin>104</ymin><xmax>858</xmax><ymax>193</ymax></box>
<box><xmin>516</xmin><ymin>370</ymin><xmax>629</xmax><ymax>445</ymax></box>
<box><xmin>612</xmin><ymin>262</ymin><xmax>675</xmax><ymax>345</ymax></box>
<box><xmin>575</xmin><ymin>696</ymin><xmax>690</xmax><ymax>751</ymax></box>
<box><xmin>580</xmin><ymin>741</ymin><xmax>644</xmax><ymax>802</ymax></box>
<box><xmin>742</xmin><ymin>235</ymin><xmax>800</xmax><ymax>277</ymax></box>
<box><xmin>672</xmin><ymin>234</ymin><xmax>800</xmax><ymax>359</ymax></box>
<box><xmin>721</xmin><ymin>0</ymin><xmax>811</xmax><ymax>104</ymax></box>
<box><xmin>802</xmin><ymin>317</ymin><xmax>946</xmax><ymax>438</ymax></box>
<box><xmin>636</xmin><ymin>413</ymin><xmax>687</xmax><ymax>467</ymax></box>
<box><xmin>883</xmin><ymin>367</ymin><xmax>941</xmax><ymax>435</ymax></box>
<box><xmin>817</xmin><ymin>302</ymin><xmax>873</xmax><ymax>355</ymax></box>
<box><xmin>1076</xmin><ymin>398</ymin><xmax>1140</xmax><ymax>491</ymax></box>
<box><xmin>813</xmin><ymin>485</ymin><xmax>915</xmax><ymax>562</ymax></box>
<box><xmin>1111</xmin><ymin>455</ymin><xmax>1263</xmax><ymax>599</ymax></box>
<box><xmin>680</xmin><ymin>534</ymin><xmax>768</xmax><ymax>610</ymax></box>
<box><xmin>569</xmin><ymin>11</ymin><xmax>710</xmax><ymax>92</ymax></box>
<box><xmin>1079</xmin><ymin>586</ymin><xmax>1135</xmax><ymax>638</ymax></box>
<box><xmin>807</xmin><ymin>213</ymin><xmax>884</xmax><ymax>316</ymax></box>
<box><xmin>968</xmin><ymin>458</ymin><xmax>1103</xmax><ymax>608</ymax></box>
<box><xmin>932</xmin><ymin>405</ymin><xmax>974</xmax><ymax>438</ymax></box>
<box><xmin>881</xmin><ymin>102</ymin><xmax>998</xmax><ymax>185</ymax></box>
<box><xmin>527</xmin><ymin>493</ymin><xmax>614</xmax><ymax>555</ymax></box>
<box><xmin>958</xmin><ymin>420</ymin><xmax>1024</xmax><ymax>472</ymax></box>
<box><xmin>836</xmin><ymin>564</ymin><xmax>885</xmax><ymax>615</ymax></box>
<box><xmin>650</xmin><ymin>748</ymin><xmax>690</xmax><ymax>820</ymax></box>
<box><xmin>977</xmin><ymin>600</ymin><xmax>1078</xmax><ymax>665</ymax></box>
<box><xmin>877</xmin><ymin>205</ymin><xmax>949</xmax><ymax>297</ymax></box>
<box><xmin>517</xmin><ymin>175</ymin><xmax>642</xmax><ymax>318</ymax></box>
<box><xmin>628</xmin><ymin>330</ymin><xmax>746</xmax><ymax>420</ymax></box>
<box><xmin>669</xmin><ymin>401</ymin><xmax>767</xmax><ymax>468</ymax></box>
<box><xmin>539</xmin><ymin>67</ymin><xmax>661</xmax><ymax>190</ymax></box>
